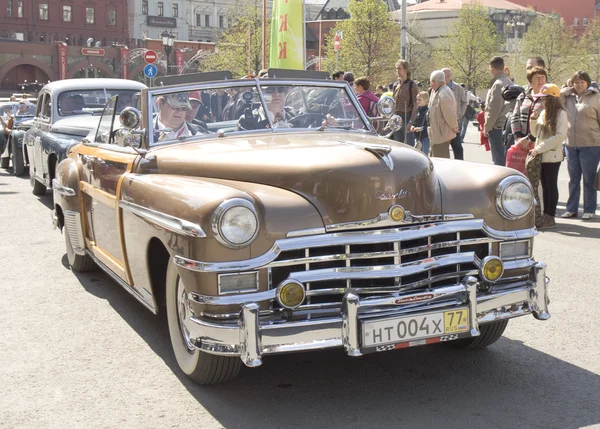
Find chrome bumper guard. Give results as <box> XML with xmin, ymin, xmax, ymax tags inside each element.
<box><xmin>182</xmin><ymin>263</ymin><xmax>550</xmax><ymax>367</ymax></box>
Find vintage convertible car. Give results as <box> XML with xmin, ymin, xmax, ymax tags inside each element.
<box><xmin>52</xmin><ymin>73</ymin><xmax>549</xmax><ymax>385</ymax></box>
<box><xmin>24</xmin><ymin>79</ymin><xmax>146</xmax><ymax>195</ymax></box>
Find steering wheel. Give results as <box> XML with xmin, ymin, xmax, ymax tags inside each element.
<box><xmin>287</xmin><ymin>113</ymin><xmax>325</xmax><ymax>128</ymax></box>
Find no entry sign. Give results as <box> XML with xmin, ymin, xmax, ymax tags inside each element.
<box><xmin>144</xmin><ymin>50</ymin><xmax>158</xmax><ymax>64</ymax></box>
<box><xmin>334</xmin><ymin>35</ymin><xmax>341</xmax><ymax>52</ymax></box>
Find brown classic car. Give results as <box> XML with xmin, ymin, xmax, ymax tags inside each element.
<box><xmin>52</xmin><ymin>75</ymin><xmax>549</xmax><ymax>385</ymax></box>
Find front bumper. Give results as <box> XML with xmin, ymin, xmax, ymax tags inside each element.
<box><xmin>181</xmin><ymin>263</ymin><xmax>549</xmax><ymax>367</ymax></box>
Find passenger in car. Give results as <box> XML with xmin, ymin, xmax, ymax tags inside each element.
<box><xmin>154</xmin><ymin>93</ymin><xmax>198</xmax><ymax>142</ymax></box>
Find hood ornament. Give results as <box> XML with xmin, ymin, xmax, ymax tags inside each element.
<box><xmin>339</xmin><ymin>140</ymin><xmax>395</xmax><ymax>171</ymax></box>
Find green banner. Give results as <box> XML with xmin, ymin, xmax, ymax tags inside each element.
<box><xmin>269</xmin><ymin>0</ymin><xmax>305</xmax><ymax>69</ymax></box>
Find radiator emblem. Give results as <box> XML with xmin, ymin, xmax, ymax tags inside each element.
<box><xmin>374</xmin><ymin>189</ymin><xmax>410</xmax><ymax>200</ymax></box>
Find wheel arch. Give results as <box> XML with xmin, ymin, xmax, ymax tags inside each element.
<box><xmin>147</xmin><ymin>236</ymin><xmax>171</xmax><ymax>312</ymax></box>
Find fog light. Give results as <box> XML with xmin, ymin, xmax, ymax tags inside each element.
<box><xmin>481</xmin><ymin>256</ymin><xmax>504</xmax><ymax>283</ymax></box>
<box><xmin>276</xmin><ymin>280</ymin><xmax>306</xmax><ymax>309</ymax></box>
<box><xmin>218</xmin><ymin>272</ymin><xmax>259</xmax><ymax>295</ymax></box>
<box><xmin>389</xmin><ymin>205</ymin><xmax>406</xmax><ymax>222</ymax></box>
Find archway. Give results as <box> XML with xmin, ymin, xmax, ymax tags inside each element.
<box><xmin>0</xmin><ymin>59</ymin><xmax>54</xmax><ymax>91</ymax></box>
<box><xmin>67</xmin><ymin>60</ymin><xmax>117</xmax><ymax>79</ymax></box>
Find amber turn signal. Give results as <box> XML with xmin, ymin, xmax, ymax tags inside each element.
<box><xmin>481</xmin><ymin>256</ymin><xmax>504</xmax><ymax>283</ymax></box>
<box><xmin>389</xmin><ymin>205</ymin><xmax>406</xmax><ymax>222</ymax></box>
<box><xmin>276</xmin><ymin>280</ymin><xmax>306</xmax><ymax>309</ymax></box>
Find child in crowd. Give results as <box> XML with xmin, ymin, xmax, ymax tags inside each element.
<box><xmin>410</xmin><ymin>91</ymin><xmax>430</xmax><ymax>155</ymax></box>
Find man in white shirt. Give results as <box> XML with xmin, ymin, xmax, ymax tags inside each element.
<box><xmin>154</xmin><ymin>92</ymin><xmax>197</xmax><ymax>142</ymax></box>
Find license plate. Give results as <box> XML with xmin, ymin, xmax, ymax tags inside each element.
<box><xmin>362</xmin><ymin>308</ymin><xmax>469</xmax><ymax>348</ymax></box>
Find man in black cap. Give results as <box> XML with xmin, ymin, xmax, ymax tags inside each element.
<box><xmin>344</xmin><ymin>72</ymin><xmax>355</xmax><ymax>86</ymax></box>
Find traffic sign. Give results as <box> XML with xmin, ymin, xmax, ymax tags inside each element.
<box><xmin>334</xmin><ymin>34</ymin><xmax>341</xmax><ymax>52</ymax></box>
<box><xmin>144</xmin><ymin>50</ymin><xmax>157</xmax><ymax>64</ymax></box>
<box><xmin>144</xmin><ymin>64</ymin><xmax>158</xmax><ymax>78</ymax></box>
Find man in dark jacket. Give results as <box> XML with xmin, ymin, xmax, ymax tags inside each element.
<box><xmin>210</xmin><ymin>89</ymin><xmax>229</xmax><ymax>122</ymax></box>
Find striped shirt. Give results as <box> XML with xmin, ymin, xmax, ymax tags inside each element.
<box><xmin>393</xmin><ymin>78</ymin><xmax>419</xmax><ymax>123</ymax></box>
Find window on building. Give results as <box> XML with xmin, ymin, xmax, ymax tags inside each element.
<box><xmin>86</xmin><ymin>7</ymin><xmax>95</xmax><ymax>24</ymax></box>
<box><xmin>205</xmin><ymin>14</ymin><xmax>210</xmax><ymax>27</ymax></box>
<box><xmin>7</xmin><ymin>0</ymin><xmax>12</xmax><ymax>17</ymax></box>
<box><xmin>108</xmin><ymin>9</ymin><xmax>116</xmax><ymax>25</ymax></box>
<box><xmin>196</xmin><ymin>13</ymin><xmax>201</xmax><ymax>26</ymax></box>
<box><xmin>574</xmin><ymin>17</ymin><xmax>579</xmax><ymax>26</ymax></box>
<box><xmin>39</xmin><ymin>3</ymin><xmax>49</xmax><ymax>20</ymax></box>
<box><xmin>158</xmin><ymin>2</ymin><xmax>163</xmax><ymax>16</ymax></box>
<box><xmin>584</xmin><ymin>17</ymin><xmax>589</xmax><ymax>26</ymax></box>
<box><xmin>173</xmin><ymin>3</ymin><xmax>178</xmax><ymax>17</ymax></box>
<box><xmin>142</xmin><ymin>0</ymin><xmax>148</xmax><ymax>15</ymax></box>
<box><xmin>14</xmin><ymin>32</ymin><xmax>24</xmax><ymax>41</ymax></box>
<box><xmin>219</xmin><ymin>15</ymin><xmax>224</xmax><ymax>28</ymax></box>
<box><xmin>17</xmin><ymin>1</ymin><xmax>23</xmax><ymax>18</ymax></box>
<box><xmin>63</xmin><ymin>5</ymin><xmax>72</xmax><ymax>22</ymax></box>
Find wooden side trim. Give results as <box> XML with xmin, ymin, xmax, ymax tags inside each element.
<box><xmin>86</xmin><ymin>238</ymin><xmax>128</xmax><ymax>282</ymax></box>
<box><xmin>80</xmin><ymin>181</ymin><xmax>117</xmax><ymax>209</ymax></box>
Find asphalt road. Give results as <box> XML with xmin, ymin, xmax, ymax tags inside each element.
<box><xmin>1</xmin><ymin>125</ymin><xmax>599</xmax><ymax>429</ymax></box>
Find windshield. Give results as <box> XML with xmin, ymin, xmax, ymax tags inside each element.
<box><xmin>0</xmin><ymin>103</ymin><xmax>18</xmax><ymax>117</ymax></box>
<box><xmin>58</xmin><ymin>89</ymin><xmax>140</xmax><ymax>117</ymax></box>
<box><xmin>148</xmin><ymin>81</ymin><xmax>369</xmax><ymax>146</ymax></box>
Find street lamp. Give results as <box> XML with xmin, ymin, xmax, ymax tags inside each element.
<box><xmin>161</xmin><ymin>30</ymin><xmax>175</xmax><ymax>75</ymax></box>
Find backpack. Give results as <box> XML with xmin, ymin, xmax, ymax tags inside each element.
<box><xmin>464</xmin><ymin>103</ymin><xmax>477</xmax><ymax>121</ymax></box>
<box><xmin>368</xmin><ymin>99</ymin><xmax>378</xmax><ymax>118</ymax></box>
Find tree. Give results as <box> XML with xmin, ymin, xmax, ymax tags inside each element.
<box><xmin>199</xmin><ymin>0</ymin><xmax>268</xmax><ymax>77</ymax></box>
<box><xmin>404</xmin><ymin>18</ymin><xmax>434</xmax><ymax>84</ymax></box>
<box><xmin>433</xmin><ymin>2</ymin><xmax>499</xmax><ymax>90</ymax></box>
<box><xmin>582</xmin><ymin>19</ymin><xmax>600</xmax><ymax>82</ymax></box>
<box><xmin>521</xmin><ymin>15</ymin><xmax>580</xmax><ymax>84</ymax></box>
<box><xmin>321</xmin><ymin>0</ymin><xmax>399</xmax><ymax>85</ymax></box>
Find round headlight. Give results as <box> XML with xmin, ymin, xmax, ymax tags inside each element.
<box><xmin>211</xmin><ymin>199</ymin><xmax>259</xmax><ymax>248</ymax></box>
<box><xmin>495</xmin><ymin>176</ymin><xmax>534</xmax><ymax>220</ymax></box>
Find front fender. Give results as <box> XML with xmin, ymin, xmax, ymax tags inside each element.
<box><xmin>53</xmin><ymin>155</ymin><xmax>83</xmax><ymax>224</ymax></box>
<box><xmin>120</xmin><ymin>174</ymin><xmax>323</xmax><ymax>299</ymax></box>
<box><xmin>432</xmin><ymin>158</ymin><xmax>534</xmax><ymax>231</ymax></box>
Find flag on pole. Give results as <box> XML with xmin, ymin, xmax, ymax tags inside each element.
<box><xmin>269</xmin><ymin>0</ymin><xmax>305</xmax><ymax>70</ymax></box>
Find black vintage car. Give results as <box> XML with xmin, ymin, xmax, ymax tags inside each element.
<box><xmin>24</xmin><ymin>79</ymin><xmax>146</xmax><ymax>195</ymax></box>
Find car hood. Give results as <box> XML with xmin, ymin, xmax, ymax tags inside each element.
<box><xmin>150</xmin><ymin>132</ymin><xmax>441</xmax><ymax>227</ymax></box>
<box><xmin>51</xmin><ymin>115</ymin><xmax>99</xmax><ymax>137</ymax></box>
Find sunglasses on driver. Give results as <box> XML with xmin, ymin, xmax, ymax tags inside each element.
<box><xmin>264</xmin><ymin>86</ymin><xmax>286</xmax><ymax>94</ymax></box>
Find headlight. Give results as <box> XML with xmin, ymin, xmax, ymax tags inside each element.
<box><xmin>495</xmin><ymin>176</ymin><xmax>533</xmax><ymax>220</ymax></box>
<box><xmin>211</xmin><ymin>198</ymin><xmax>259</xmax><ymax>248</ymax></box>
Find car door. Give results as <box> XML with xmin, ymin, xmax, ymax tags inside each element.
<box><xmin>77</xmin><ymin>97</ymin><xmax>139</xmax><ymax>285</ymax></box>
<box><xmin>27</xmin><ymin>91</ymin><xmax>50</xmax><ymax>181</ymax></box>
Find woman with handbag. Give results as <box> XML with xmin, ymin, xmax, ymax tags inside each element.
<box><xmin>517</xmin><ymin>84</ymin><xmax>567</xmax><ymax>229</ymax></box>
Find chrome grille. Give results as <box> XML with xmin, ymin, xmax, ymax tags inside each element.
<box><xmin>269</xmin><ymin>226</ymin><xmax>494</xmax><ymax>314</ymax></box>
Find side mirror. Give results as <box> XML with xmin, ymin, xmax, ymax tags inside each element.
<box><xmin>381</xmin><ymin>114</ymin><xmax>403</xmax><ymax>139</ymax></box>
<box><xmin>377</xmin><ymin>95</ymin><xmax>396</xmax><ymax>118</ymax></box>
<box><xmin>119</xmin><ymin>107</ymin><xmax>141</xmax><ymax>130</ymax></box>
<box><xmin>113</xmin><ymin>128</ymin><xmax>142</xmax><ymax>148</ymax></box>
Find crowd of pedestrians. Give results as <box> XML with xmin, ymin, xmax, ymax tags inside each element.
<box><xmin>345</xmin><ymin>55</ymin><xmax>600</xmax><ymax>228</ymax></box>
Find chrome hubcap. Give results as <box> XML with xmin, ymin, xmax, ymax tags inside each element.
<box><xmin>176</xmin><ymin>278</ymin><xmax>195</xmax><ymax>352</ymax></box>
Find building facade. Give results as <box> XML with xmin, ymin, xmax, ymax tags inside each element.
<box><xmin>128</xmin><ymin>0</ymin><xmax>190</xmax><ymax>41</ymax></box>
<box><xmin>0</xmin><ymin>0</ymin><xmax>129</xmax><ymax>46</ymax></box>
<box><xmin>508</xmin><ymin>0</ymin><xmax>598</xmax><ymax>36</ymax></box>
<box><xmin>392</xmin><ymin>0</ymin><xmax>538</xmax><ymax>50</ymax></box>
